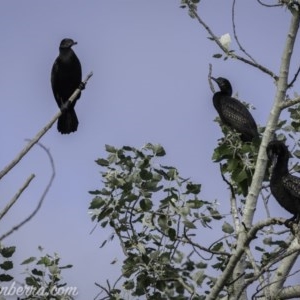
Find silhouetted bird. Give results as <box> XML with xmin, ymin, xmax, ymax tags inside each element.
<box><xmin>51</xmin><ymin>38</ymin><xmax>82</xmax><ymax>134</ymax></box>
<box><xmin>267</xmin><ymin>140</ymin><xmax>300</xmax><ymax>221</ymax></box>
<box><xmin>211</xmin><ymin>77</ymin><xmax>259</xmax><ymax>142</ymax></box>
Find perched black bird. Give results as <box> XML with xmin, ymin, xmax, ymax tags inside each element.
<box><xmin>211</xmin><ymin>77</ymin><xmax>259</xmax><ymax>142</ymax></box>
<box><xmin>51</xmin><ymin>38</ymin><xmax>82</xmax><ymax>134</ymax></box>
<box><xmin>267</xmin><ymin>140</ymin><xmax>300</xmax><ymax>221</ymax></box>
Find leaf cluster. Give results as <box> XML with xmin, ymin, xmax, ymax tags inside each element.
<box><xmin>89</xmin><ymin>143</ymin><xmax>228</xmax><ymax>299</ymax></box>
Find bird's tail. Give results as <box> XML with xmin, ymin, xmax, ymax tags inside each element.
<box><xmin>57</xmin><ymin>108</ymin><xmax>79</xmax><ymax>134</ymax></box>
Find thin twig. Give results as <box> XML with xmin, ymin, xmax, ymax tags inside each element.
<box><xmin>280</xmin><ymin>94</ymin><xmax>300</xmax><ymax>108</ymax></box>
<box><xmin>232</xmin><ymin>0</ymin><xmax>258</xmax><ymax>64</ymax></box>
<box><xmin>256</xmin><ymin>0</ymin><xmax>282</xmax><ymax>7</ymax></box>
<box><xmin>187</xmin><ymin>3</ymin><xmax>278</xmax><ymax>80</ymax></box>
<box><xmin>288</xmin><ymin>64</ymin><xmax>300</xmax><ymax>87</ymax></box>
<box><xmin>0</xmin><ymin>142</ymin><xmax>55</xmax><ymax>241</ymax></box>
<box><xmin>0</xmin><ymin>72</ymin><xmax>93</xmax><ymax>181</ymax></box>
<box><xmin>0</xmin><ymin>174</ymin><xmax>35</xmax><ymax>221</ymax></box>
<box><xmin>208</xmin><ymin>63</ymin><xmax>215</xmax><ymax>93</ymax></box>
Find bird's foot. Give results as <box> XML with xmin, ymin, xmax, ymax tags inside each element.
<box><xmin>284</xmin><ymin>215</ymin><xmax>300</xmax><ymax>235</ymax></box>
<box><xmin>79</xmin><ymin>82</ymin><xmax>86</xmax><ymax>90</ymax></box>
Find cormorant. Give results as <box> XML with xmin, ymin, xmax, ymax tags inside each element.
<box><xmin>211</xmin><ymin>77</ymin><xmax>259</xmax><ymax>142</ymax></box>
<box><xmin>267</xmin><ymin>140</ymin><xmax>300</xmax><ymax>221</ymax></box>
<box><xmin>51</xmin><ymin>38</ymin><xmax>82</xmax><ymax>134</ymax></box>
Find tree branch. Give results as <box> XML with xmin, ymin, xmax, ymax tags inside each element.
<box><xmin>237</xmin><ymin>237</ymin><xmax>300</xmax><ymax>299</ymax></box>
<box><xmin>277</xmin><ymin>284</ymin><xmax>300</xmax><ymax>299</ymax></box>
<box><xmin>280</xmin><ymin>94</ymin><xmax>300</xmax><ymax>108</ymax></box>
<box><xmin>187</xmin><ymin>3</ymin><xmax>278</xmax><ymax>80</ymax></box>
<box><xmin>0</xmin><ymin>142</ymin><xmax>55</xmax><ymax>241</ymax></box>
<box><xmin>206</xmin><ymin>218</ymin><xmax>287</xmax><ymax>300</ymax></box>
<box><xmin>0</xmin><ymin>72</ymin><xmax>93</xmax><ymax>181</ymax></box>
<box><xmin>243</xmin><ymin>3</ymin><xmax>300</xmax><ymax>230</ymax></box>
<box><xmin>232</xmin><ymin>0</ymin><xmax>258</xmax><ymax>64</ymax></box>
<box><xmin>0</xmin><ymin>174</ymin><xmax>35</xmax><ymax>221</ymax></box>
<box><xmin>269</xmin><ymin>237</ymin><xmax>300</xmax><ymax>297</ymax></box>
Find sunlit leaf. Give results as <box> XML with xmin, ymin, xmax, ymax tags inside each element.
<box><xmin>222</xmin><ymin>222</ymin><xmax>234</xmax><ymax>234</ymax></box>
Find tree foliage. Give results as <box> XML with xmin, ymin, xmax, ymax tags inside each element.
<box><xmin>90</xmin><ymin>1</ymin><xmax>300</xmax><ymax>299</ymax></box>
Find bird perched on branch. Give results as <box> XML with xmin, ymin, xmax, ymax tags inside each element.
<box><xmin>51</xmin><ymin>38</ymin><xmax>82</xmax><ymax>134</ymax></box>
<box><xmin>267</xmin><ymin>140</ymin><xmax>300</xmax><ymax>222</ymax></box>
<box><xmin>211</xmin><ymin>77</ymin><xmax>259</xmax><ymax>142</ymax></box>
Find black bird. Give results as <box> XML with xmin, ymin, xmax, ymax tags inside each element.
<box><xmin>51</xmin><ymin>38</ymin><xmax>82</xmax><ymax>134</ymax></box>
<box><xmin>211</xmin><ymin>77</ymin><xmax>259</xmax><ymax>142</ymax></box>
<box><xmin>267</xmin><ymin>140</ymin><xmax>300</xmax><ymax>221</ymax></box>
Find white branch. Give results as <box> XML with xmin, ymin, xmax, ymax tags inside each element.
<box><xmin>0</xmin><ymin>174</ymin><xmax>35</xmax><ymax>221</ymax></box>
<box><xmin>0</xmin><ymin>72</ymin><xmax>93</xmax><ymax>181</ymax></box>
<box><xmin>278</xmin><ymin>285</ymin><xmax>300</xmax><ymax>299</ymax></box>
<box><xmin>269</xmin><ymin>237</ymin><xmax>300</xmax><ymax>298</ymax></box>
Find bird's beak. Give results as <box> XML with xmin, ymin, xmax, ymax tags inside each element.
<box><xmin>72</xmin><ymin>41</ymin><xmax>78</xmax><ymax>46</ymax></box>
<box><xmin>211</xmin><ymin>77</ymin><xmax>217</xmax><ymax>82</ymax></box>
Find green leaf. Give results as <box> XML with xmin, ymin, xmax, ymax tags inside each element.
<box><xmin>158</xmin><ymin>215</ymin><xmax>168</xmax><ymax>231</ymax></box>
<box><xmin>293</xmin><ymin>150</ymin><xmax>300</xmax><ymax>158</ymax></box>
<box><xmin>140</xmin><ymin>169</ymin><xmax>153</xmax><ymax>180</ymax></box>
<box><xmin>222</xmin><ymin>222</ymin><xmax>234</xmax><ymax>234</ymax></box>
<box><xmin>122</xmin><ymin>146</ymin><xmax>133</xmax><ymax>151</ymax></box>
<box><xmin>196</xmin><ymin>261</ymin><xmax>207</xmax><ymax>269</ymax></box>
<box><xmin>213</xmin><ymin>54</ymin><xmax>222</xmax><ymax>58</ymax></box>
<box><xmin>183</xmin><ymin>220</ymin><xmax>197</xmax><ymax>229</ymax></box>
<box><xmin>154</xmin><ymin>144</ymin><xmax>166</xmax><ymax>156</ymax></box>
<box><xmin>100</xmin><ymin>240</ymin><xmax>107</xmax><ymax>248</ymax></box>
<box><xmin>168</xmin><ymin>228</ymin><xmax>176</xmax><ymax>241</ymax></box>
<box><xmin>0</xmin><ymin>274</ymin><xmax>13</xmax><ymax>282</ymax></box>
<box><xmin>140</xmin><ymin>198</ymin><xmax>153</xmax><ymax>212</ymax></box>
<box><xmin>0</xmin><ymin>247</ymin><xmax>15</xmax><ymax>258</ymax></box>
<box><xmin>105</xmin><ymin>144</ymin><xmax>117</xmax><ymax>153</ymax></box>
<box><xmin>21</xmin><ymin>257</ymin><xmax>36</xmax><ymax>265</ymax></box>
<box><xmin>193</xmin><ymin>270</ymin><xmax>205</xmax><ymax>286</ymax></box>
<box><xmin>124</xmin><ymin>279</ymin><xmax>135</xmax><ymax>290</ymax></box>
<box><xmin>95</xmin><ymin>158</ymin><xmax>109</xmax><ymax>166</ymax></box>
<box><xmin>32</xmin><ymin>268</ymin><xmax>43</xmax><ymax>276</ymax></box>
<box><xmin>208</xmin><ymin>207</ymin><xmax>223</xmax><ymax>220</ymax></box>
<box><xmin>37</xmin><ymin>256</ymin><xmax>51</xmax><ymax>266</ymax></box>
<box><xmin>166</xmin><ymin>168</ymin><xmax>178</xmax><ymax>180</ymax></box>
<box><xmin>186</xmin><ymin>183</ymin><xmax>201</xmax><ymax>194</ymax></box>
<box><xmin>25</xmin><ymin>276</ymin><xmax>40</xmax><ymax>287</ymax></box>
<box><xmin>255</xmin><ymin>246</ymin><xmax>265</xmax><ymax>252</ymax></box>
<box><xmin>89</xmin><ymin>197</ymin><xmax>105</xmax><ymax>209</ymax></box>
<box><xmin>97</xmin><ymin>207</ymin><xmax>113</xmax><ymax>221</ymax></box>
<box><xmin>59</xmin><ymin>264</ymin><xmax>73</xmax><ymax>269</ymax></box>
<box><xmin>186</xmin><ymin>199</ymin><xmax>204</xmax><ymax>209</ymax></box>
<box><xmin>0</xmin><ymin>261</ymin><xmax>13</xmax><ymax>271</ymax></box>
<box><xmin>211</xmin><ymin>242</ymin><xmax>223</xmax><ymax>252</ymax></box>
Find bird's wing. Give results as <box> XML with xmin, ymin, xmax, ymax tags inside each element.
<box><xmin>220</xmin><ymin>97</ymin><xmax>257</xmax><ymax>128</ymax></box>
<box><xmin>283</xmin><ymin>174</ymin><xmax>300</xmax><ymax>199</ymax></box>
<box><xmin>51</xmin><ymin>59</ymin><xmax>63</xmax><ymax>105</ymax></box>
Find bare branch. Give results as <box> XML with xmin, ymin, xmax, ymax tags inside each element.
<box><xmin>269</xmin><ymin>237</ymin><xmax>300</xmax><ymax>297</ymax></box>
<box><xmin>219</xmin><ymin>163</ymin><xmax>241</xmax><ymax>233</ymax></box>
<box><xmin>0</xmin><ymin>142</ymin><xmax>55</xmax><ymax>241</ymax></box>
<box><xmin>237</xmin><ymin>237</ymin><xmax>300</xmax><ymax>299</ymax></box>
<box><xmin>256</xmin><ymin>0</ymin><xmax>282</xmax><ymax>7</ymax></box>
<box><xmin>0</xmin><ymin>72</ymin><xmax>93</xmax><ymax>181</ymax></box>
<box><xmin>232</xmin><ymin>0</ymin><xmax>258</xmax><ymax>64</ymax></box>
<box><xmin>0</xmin><ymin>174</ymin><xmax>35</xmax><ymax>221</ymax></box>
<box><xmin>206</xmin><ymin>217</ymin><xmax>287</xmax><ymax>300</ymax></box>
<box><xmin>187</xmin><ymin>3</ymin><xmax>278</xmax><ymax>80</ymax></box>
<box><xmin>277</xmin><ymin>284</ymin><xmax>300</xmax><ymax>299</ymax></box>
<box><xmin>208</xmin><ymin>63</ymin><xmax>216</xmax><ymax>94</ymax></box>
<box><xmin>287</xmin><ymin>64</ymin><xmax>300</xmax><ymax>88</ymax></box>
<box><xmin>280</xmin><ymin>94</ymin><xmax>300</xmax><ymax>108</ymax></box>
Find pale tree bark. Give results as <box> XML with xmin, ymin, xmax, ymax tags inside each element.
<box><xmin>206</xmin><ymin>5</ymin><xmax>300</xmax><ymax>300</ymax></box>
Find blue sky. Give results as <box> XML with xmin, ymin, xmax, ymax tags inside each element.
<box><xmin>0</xmin><ymin>1</ymin><xmax>298</xmax><ymax>299</ymax></box>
